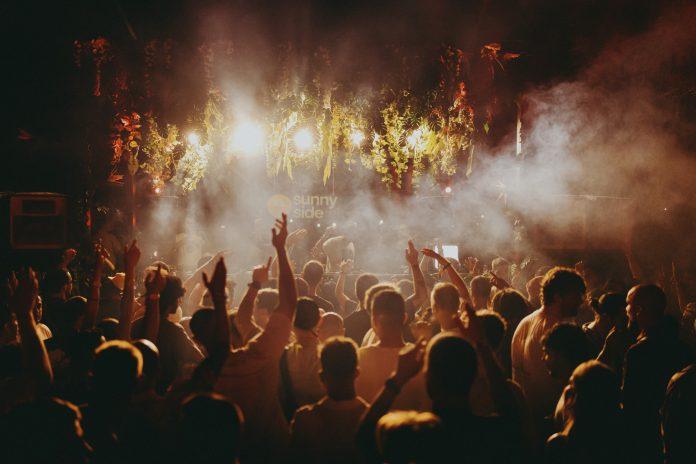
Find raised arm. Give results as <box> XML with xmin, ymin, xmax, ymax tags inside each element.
<box><xmin>235</xmin><ymin>257</ymin><xmax>271</xmax><ymax>340</ymax></box>
<box><xmin>117</xmin><ymin>240</ymin><xmax>140</xmax><ymax>340</ymax></box>
<box><xmin>405</xmin><ymin>240</ymin><xmax>428</xmax><ymax>309</ymax></box>
<box><xmin>273</xmin><ymin>213</ymin><xmax>297</xmax><ymax>320</ymax></box>
<box><xmin>335</xmin><ymin>259</ymin><xmax>355</xmax><ymax>314</ymax></box>
<box><xmin>142</xmin><ymin>264</ymin><xmax>166</xmax><ymax>343</ymax></box>
<box><xmin>85</xmin><ymin>243</ymin><xmax>108</xmax><ymax>329</ymax></box>
<box><xmin>202</xmin><ymin>257</ymin><xmax>230</xmax><ymax>353</ymax></box>
<box><xmin>422</xmin><ymin>248</ymin><xmax>471</xmax><ymax>303</ymax></box>
<box><xmin>10</xmin><ymin>268</ymin><xmax>53</xmax><ymax>392</ymax></box>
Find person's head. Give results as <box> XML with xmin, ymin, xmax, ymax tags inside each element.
<box><xmin>190</xmin><ymin>308</ymin><xmax>215</xmax><ymax>353</ymax></box>
<box><xmin>294</xmin><ymin>297</ymin><xmax>321</xmax><ymax>332</ymax></box>
<box><xmin>626</xmin><ymin>284</ymin><xmax>666</xmax><ymax>332</ymax></box>
<box><xmin>396</xmin><ymin>279</ymin><xmax>414</xmax><ymax>299</ymax></box>
<box><xmin>0</xmin><ymin>308</ymin><xmax>18</xmax><ymax>345</ymax></box>
<box><xmin>97</xmin><ymin>317</ymin><xmax>120</xmax><ymax>341</ymax></box>
<box><xmin>302</xmin><ymin>260</ymin><xmax>325</xmax><ymax>289</ymax></box>
<box><xmin>132</xmin><ymin>339</ymin><xmax>160</xmax><ymax>391</ymax></box>
<box><xmin>563</xmin><ymin>360</ymin><xmax>620</xmax><ymax>426</ymax></box>
<box><xmin>43</xmin><ymin>268</ymin><xmax>72</xmax><ymax>299</ymax></box>
<box><xmin>92</xmin><ymin>340</ymin><xmax>143</xmax><ymax>400</ymax></box>
<box><xmin>662</xmin><ymin>365</ymin><xmax>696</xmax><ymax>461</ymax></box>
<box><xmin>425</xmin><ymin>334</ymin><xmax>477</xmax><ymax>404</ymax></box>
<box><xmin>319</xmin><ymin>336</ymin><xmax>359</xmax><ymax>394</ymax></box>
<box><xmin>294</xmin><ymin>277</ymin><xmax>309</xmax><ymax>297</ymax></box>
<box><xmin>4</xmin><ymin>397</ymin><xmax>91</xmax><ymax>463</ymax></box>
<box><xmin>477</xmin><ymin>310</ymin><xmax>507</xmax><ymax>351</ymax></box>
<box><xmin>526</xmin><ymin>275</ymin><xmax>544</xmax><ymax>308</ymax></box>
<box><xmin>470</xmin><ymin>276</ymin><xmax>492</xmax><ymax>309</ymax></box>
<box><xmin>365</xmin><ymin>283</ymin><xmax>396</xmax><ymax>315</ymax></box>
<box><xmin>542</xmin><ymin>323</ymin><xmax>592</xmax><ymax>382</ymax></box>
<box><xmin>33</xmin><ymin>295</ymin><xmax>44</xmax><ymax>323</ymax></box>
<box><xmin>491</xmin><ymin>257</ymin><xmax>511</xmax><ymax>282</ymax></box>
<box><xmin>594</xmin><ymin>292</ymin><xmax>626</xmax><ymax>320</ymax></box>
<box><xmin>253</xmin><ymin>288</ymin><xmax>278</xmax><ymax>328</ymax></box>
<box><xmin>371</xmin><ymin>289</ymin><xmax>406</xmax><ymax>340</ymax></box>
<box><xmin>356</xmin><ymin>273</ymin><xmax>380</xmax><ymax>310</ymax></box>
<box><xmin>178</xmin><ymin>393</ymin><xmax>243</xmax><ymax>464</ymax></box>
<box><xmin>376</xmin><ymin>411</ymin><xmax>444</xmax><ymax>463</ymax></box>
<box><xmin>490</xmin><ymin>288</ymin><xmax>530</xmax><ymax>330</ymax></box>
<box><xmin>55</xmin><ymin>296</ymin><xmax>88</xmax><ymax>336</ymax></box>
<box><xmin>160</xmin><ymin>276</ymin><xmax>186</xmax><ymax>317</ymax></box>
<box><xmin>318</xmin><ymin>312</ymin><xmax>344</xmax><ymax>342</ymax></box>
<box><xmin>541</xmin><ymin>267</ymin><xmax>587</xmax><ymax>318</ymax></box>
<box><xmin>430</xmin><ymin>283</ymin><xmax>461</xmax><ymax>329</ymax></box>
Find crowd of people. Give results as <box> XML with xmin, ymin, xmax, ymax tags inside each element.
<box><xmin>0</xmin><ymin>212</ymin><xmax>694</xmax><ymax>463</ymax></box>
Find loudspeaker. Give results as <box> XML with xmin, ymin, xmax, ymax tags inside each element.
<box><xmin>9</xmin><ymin>193</ymin><xmax>68</xmax><ymax>249</ymax></box>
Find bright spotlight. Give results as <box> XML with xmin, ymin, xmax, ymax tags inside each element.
<box><xmin>187</xmin><ymin>132</ymin><xmax>201</xmax><ymax>146</ymax></box>
<box><xmin>350</xmin><ymin>130</ymin><xmax>365</xmax><ymax>147</ymax></box>
<box><xmin>154</xmin><ymin>187</ymin><xmax>162</xmax><ymax>195</ymax></box>
<box><xmin>293</xmin><ymin>128</ymin><xmax>314</xmax><ymax>151</ymax></box>
<box><xmin>445</xmin><ymin>186</ymin><xmax>452</xmax><ymax>194</ymax></box>
<box><xmin>230</xmin><ymin>121</ymin><xmax>265</xmax><ymax>155</ymax></box>
<box><xmin>378</xmin><ymin>219</ymin><xmax>384</xmax><ymax>225</ymax></box>
<box><xmin>316</xmin><ymin>223</ymin><xmax>321</xmax><ymax>228</ymax></box>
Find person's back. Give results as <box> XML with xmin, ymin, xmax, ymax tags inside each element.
<box><xmin>661</xmin><ymin>364</ymin><xmax>696</xmax><ymax>464</ymax></box>
<box><xmin>290</xmin><ymin>337</ymin><xmax>369</xmax><ymax>464</ymax></box>
<box><xmin>281</xmin><ymin>298</ymin><xmax>324</xmax><ymax>416</ymax></box>
<box><xmin>343</xmin><ymin>274</ymin><xmax>380</xmax><ymax>344</ymax></box>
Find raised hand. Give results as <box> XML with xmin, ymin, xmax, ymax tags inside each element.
<box><xmin>271</xmin><ymin>213</ymin><xmax>289</xmax><ymax>250</ymax></box>
<box><xmin>405</xmin><ymin>240</ymin><xmax>420</xmax><ymax>266</ymax></box>
<box><xmin>123</xmin><ymin>240</ymin><xmax>141</xmax><ymax>271</ymax></box>
<box><xmin>145</xmin><ymin>264</ymin><xmax>167</xmax><ymax>295</ymax></box>
<box><xmin>489</xmin><ymin>271</ymin><xmax>510</xmax><ymax>290</ymax></box>
<box><xmin>421</xmin><ymin>248</ymin><xmax>446</xmax><ymax>265</ymax></box>
<box><xmin>339</xmin><ymin>259</ymin><xmax>354</xmax><ymax>274</ymax></box>
<box><xmin>252</xmin><ymin>257</ymin><xmax>272</xmax><ymax>285</ymax></box>
<box><xmin>9</xmin><ymin>268</ymin><xmax>39</xmax><ymax>318</ymax></box>
<box><xmin>203</xmin><ymin>257</ymin><xmax>227</xmax><ymax>300</ymax></box>
<box><xmin>463</xmin><ymin>256</ymin><xmax>480</xmax><ymax>275</ymax></box>
<box><xmin>61</xmin><ymin>248</ymin><xmax>78</xmax><ymax>267</ymax></box>
<box><xmin>393</xmin><ymin>338</ymin><xmax>427</xmax><ymax>388</ymax></box>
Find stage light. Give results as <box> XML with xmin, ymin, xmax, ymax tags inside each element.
<box><xmin>350</xmin><ymin>130</ymin><xmax>365</xmax><ymax>147</ymax></box>
<box><xmin>379</xmin><ymin>219</ymin><xmax>384</xmax><ymax>225</ymax></box>
<box><xmin>316</xmin><ymin>223</ymin><xmax>321</xmax><ymax>228</ymax></box>
<box><xmin>289</xmin><ymin>218</ymin><xmax>294</xmax><ymax>223</ymax></box>
<box><xmin>154</xmin><ymin>187</ymin><xmax>162</xmax><ymax>195</ymax></box>
<box><xmin>187</xmin><ymin>132</ymin><xmax>201</xmax><ymax>146</ymax></box>
<box><xmin>445</xmin><ymin>186</ymin><xmax>452</xmax><ymax>194</ymax></box>
<box><xmin>293</xmin><ymin>128</ymin><xmax>314</xmax><ymax>151</ymax></box>
<box><xmin>153</xmin><ymin>251</ymin><xmax>158</xmax><ymax>257</ymax></box>
<box><xmin>229</xmin><ymin>121</ymin><xmax>265</xmax><ymax>156</ymax></box>
<box><xmin>332</xmin><ymin>222</ymin><xmax>337</xmax><ymax>228</ymax></box>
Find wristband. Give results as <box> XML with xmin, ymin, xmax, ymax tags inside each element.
<box><xmin>384</xmin><ymin>377</ymin><xmax>402</xmax><ymax>394</ymax></box>
<box><xmin>248</xmin><ymin>281</ymin><xmax>261</xmax><ymax>290</ymax></box>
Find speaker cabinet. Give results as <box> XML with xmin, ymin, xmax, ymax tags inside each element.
<box><xmin>9</xmin><ymin>193</ymin><xmax>68</xmax><ymax>249</ymax></box>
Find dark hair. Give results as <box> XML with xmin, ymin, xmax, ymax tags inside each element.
<box><xmin>97</xmin><ymin>317</ymin><xmax>120</xmax><ymax>341</ymax></box>
<box><xmin>93</xmin><ymin>340</ymin><xmax>143</xmax><ymax>397</ymax></box>
<box><xmin>426</xmin><ymin>334</ymin><xmax>477</xmax><ymax>398</ymax></box>
<box><xmin>491</xmin><ymin>288</ymin><xmax>530</xmax><ymax>328</ymax></box>
<box><xmin>178</xmin><ymin>393</ymin><xmax>243</xmax><ymax>463</ymax></box>
<box><xmin>372</xmin><ymin>289</ymin><xmax>405</xmax><ymax>327</ymax></box>
<box><xmin>431</xmin><ymin>282</ymin><xmax>460</xmax><ymax>312</ymax></box>
<box><xmin>255</xmin><ymin>288</ymin><xmax>279</xmax><ymax>312</ymax></box>
<box><xmin>132</xmin><ymin>339</ymin><xmax>160</xmax><ymax>388</ymax></box>
<box><xmin>356</xmin><ymin>274</ymin><xmax>380</xmax><ymax>307</ymax></box>
<box><xmin>632</xmin><ymin>284</ymin><xmax>667</xmax><ymax>316</ymax></box>
<box><xmin>190</xmin><ymin>308</ymin><xmax>215</xmax><ymax>343</ymax></box>
<box><xmin>596</xmin><ymin>292</ymin><xmax>625</xmax><ymax>317</ymax></box>
<box><xmin>55</xmin><ymin>296</ymin><xmax>88</xmax><ymax>335</ymax></box>
<box><xmin>302</xmin><ymin>260</ymin><xmax>325</xmax><ymax>287</ymax></box>
<box><xmin>377</xmin><ymin>411</ymin><xmax>444</xmax><ymax>463</ymax></box>
<box><xmin>477</xmin><ymin>310</ymin><xmax>507</xmax><ymax>350</ymax></box>
<box><xmin>541</xmin><ymin>267</ymin><xmax>586</xmax><ymax>306</ymax></box>
<box><xmin>470</xmin><ymin>276</ymin><xmax>492</xmax><ymax>299</ymax></box>
<box><xmin>320</xmin><ymin>336</ymin><xmax>358</xmax><ymax>379</ymax></box>
<box><xmin>569</xmin><ymin>360</ymin><xmax>620</xmax><ymax>423</ymax></box>
<box><xmin>42</xmin><ymin>268</ymin><xmax>71</xmax><ymax>295</ymax></box>
<box><xmin>160</xmin><ymin>276</ymin><xmax>185</xmax><ymax>316</ymax></box>
<box><xmin>542</xmin><ymin>323</ymin><xmax>592</xmax><ymax>368</ymax></box>
<box><xmin>295</xmin><ymin>277</ymin><xmax>309</xmax><ymax>297</ymax></box>
<box><xmin>294</xmin><ymin>297</ymin><xmax>320</xmax><ymax>330</ymax></box>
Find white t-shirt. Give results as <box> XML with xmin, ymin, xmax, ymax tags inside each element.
<box><xmin>290</xmin><ymin>396</ymin><xmax>369</xmax><ymax>464</ymax></box>
<box><xmin>511</xmin><ymin>308</ymin><xmax>571</xmax><ymax>420</ymax></box>
<box><xmin>215</xmin><ymin>311</ymin><xmax>292</xmax><ymax>459</ymax></box>
<box><xmin>356</xmin><ymin>344</ymin><xmax>429</xmax><ymax>410</ymax></box>
<box><xmin>285</xmin><ymin>339</ymin><xmax>324</xmax><ymax>408</ymax></box>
